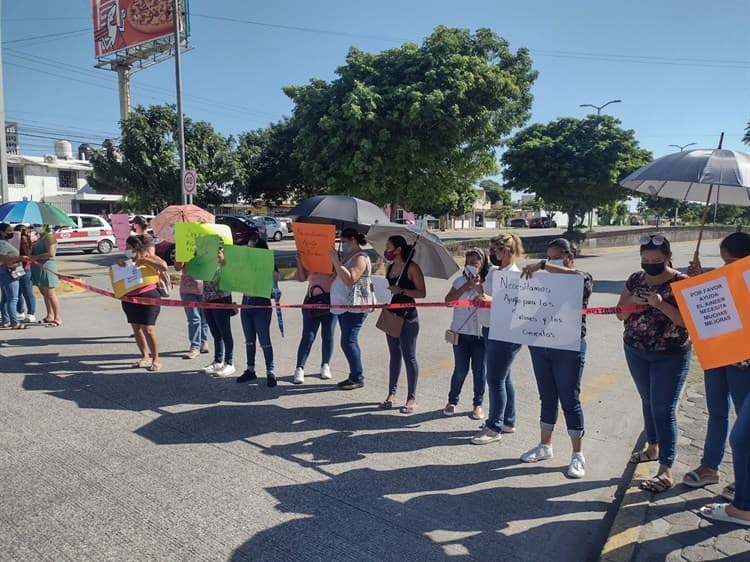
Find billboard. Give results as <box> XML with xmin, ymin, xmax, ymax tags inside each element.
<box><xmin>92</xmin><ymin>0</ymin><xmax>186</xmax><ymax>57</ymax></box>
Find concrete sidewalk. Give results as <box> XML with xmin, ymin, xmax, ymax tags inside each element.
<box><xmin>601</xmin><ymin>369</ymin><xmax>750</xmax><ymax>561</ymax></box>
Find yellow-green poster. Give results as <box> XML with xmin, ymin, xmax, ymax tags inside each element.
<box><xmin>220</xmin><ymin>246</ymin><xmax>274</xmax><ymax>297</ymax></box>
<box><xmin>174</xmin><ymin>222</ymin><xmax>233</xmax><ymax>262</ymax></box>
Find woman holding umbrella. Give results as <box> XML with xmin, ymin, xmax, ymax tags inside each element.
<box><xmin>378</xmin><ymin>235</ymin><xmax>426</xmax><ymax>414</ymax></box>
<box><xmin>31</xmin><ymin>225</ymin><xmax>62</xmax><ymax>326</ymax></box>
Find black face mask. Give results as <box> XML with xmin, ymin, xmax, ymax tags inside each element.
<box><xmin>642</xmin><ymin>262</ymin><xmax>666</xmax><ymax>276</ymax></box>
<box><xmin>489</xmin><ymin>255</ymin><xmax>501</xmax><ymax>267</ymax></box>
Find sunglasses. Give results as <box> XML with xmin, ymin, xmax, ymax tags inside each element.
<box><xmin>640</xmin><ymin>234</ymin><xmax>666</xmax><ymax>246</ymax></box>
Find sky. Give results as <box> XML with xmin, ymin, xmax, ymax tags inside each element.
<box><xmin>3</xmin><ymin>0</ymin><xmax>750</xmax><ymax>180</ymax></box>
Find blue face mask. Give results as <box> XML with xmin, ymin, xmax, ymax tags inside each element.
<box><xmin>125</xmin><ymin>249</ymin><xmax>136</xmax><ymax>259</ymax></box>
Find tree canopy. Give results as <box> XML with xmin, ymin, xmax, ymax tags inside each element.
<box><xmin>284</xmin><ymin>25</ymin><xmax>537</xmax><ymax>219</ymax></box>
<box><xmin>501</xmin><ymin>115</ymin><xmax>652</xmax><ymax>229</ymax></box>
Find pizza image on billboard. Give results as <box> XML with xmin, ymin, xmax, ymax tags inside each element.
<box><xmin>93</xmin><ymin>0</ymin><xmax>186</xmax><ymax>57</ymax></box>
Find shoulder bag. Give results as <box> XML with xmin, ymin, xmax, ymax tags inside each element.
<box><xmin>304</xmin><ymin>284</ymin><xmax>331</xmax><ymax>318</ymax></box>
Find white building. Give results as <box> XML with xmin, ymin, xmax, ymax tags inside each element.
<box><xmin>5</xmin><ymin>140</ymin><xmax>122</xmax><ymax>214</ymax></box>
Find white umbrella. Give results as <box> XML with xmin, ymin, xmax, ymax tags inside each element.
<box><xmin>366</xmin><ymin>223</ymin><xmax>459</xmax><ymax>279</ymax></box>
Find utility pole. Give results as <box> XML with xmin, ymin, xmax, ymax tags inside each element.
<box><xmin>0</xmin><ymin>0</ymin><xmax>10</xmax><ymax>205</ymax></box>
<box><xmin>115</xmin><ymin>65</ymin><xmax>132</xmax><ymax>122</ymax></box>
<box><xmin>173</xmin><ymin>0</ymin><xmax>187</xmax><ymax>205</ymax></box>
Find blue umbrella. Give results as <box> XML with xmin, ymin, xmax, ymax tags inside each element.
<box><xmin>0</xmin><ymin>201</ymin><xmax>77</xmax><ymax>227</ymax></box>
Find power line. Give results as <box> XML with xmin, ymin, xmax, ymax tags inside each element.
<box><xmin>2</xmin><ymin>28</ymin><xmax>89</xmax><ymax>45</ymax></box>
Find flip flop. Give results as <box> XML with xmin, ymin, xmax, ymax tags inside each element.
<box><xmin>683</xmin><ymin>469</ymin><xmax>720</xmax><ymax>489</ymax></box>
<box><xmin>10</xmin><ymin>324</ymin><xmax>27</xmax><ymax>330</ymax></box>
<box><xmin>132</xmin><ymin>359</ymin><xmax>152</xmax><ymax>368</ymax></box>
<box><xmin>148</xmin><ymin>362</ymin><xmax>162</xmax><ymax>372</ymax></box>
<box><xmin>400</xmin><ymin>403</ymin><xmax>418</xmax><ymax>415</ymax></box>
<box><xmin>640</xmin><ymin>475</ymin><xmax>673</xmax><ymax>494</ymax></box>
<box><xmin>378</xmin><ymin>400</ymin><xmax>393</xmax><ymax>410</ymax></box>
<box><xmin>45</xmin><ymin>320</ymin><xmax>61</xmax><ymax>327</ymax></box>
<box><xmin>699</xmin><ymin>503</ymin><xmax>750</xmax><ymax>527</ymax></box>
<box><xmin>629</xmin><ymin>450</ymin><xmax>658</xmax><ymax>464</ymax></box>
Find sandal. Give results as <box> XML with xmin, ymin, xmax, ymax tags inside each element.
<box><xmin>0</xmin><ymin>322</ymin><xmax>10</xmax><ymax>328</ymax></box>
<box><xmin>148</xmin><ymin>362</ymin><xmax>162</xmax><ymax>372</ymax></box>
<box><xmin>629</xmin><ymin>450</ymin><xmax>658</xmax><ymax>464</ymax></box>
<box><xmin>378</xmin><ymin>400</ymin><xmax>393</xmax><ymax>410</ymax></box>
<box><xmin>400</xmin><ymin>403</ymin><xmax>418</xmax><ymax>415</ymax></box>
<box><xmin>722</xmin><ymin>483</ymin><xmax>736</xmax><ymax>502</ymax></box>
<box><xmin>699</xmin><ymin>503</ymin><xmax>750</xmax><ymax>527</ymax></box>
<box><xmin>640</xmin><ymin>475</ymin><xmax>673</xmax><ymax>494</ymax></box>
<box><xmin>10</xmin><ymin>324</ymin><xmax>27</xmax><ymax>330</ymax></box>
<box><xmin>683</xmin><ymin>467</ymin><xmax>720</xmax><ymax>488</ymax></box>
<box><xmin>45</xmin><ymin>320</ymin><xmax>61</xmax><ymax>327</ymax></box>
<box><xmin>132</xmin><ymin>359</ymin><xmax>152</xmax><ymax>368</ymax></box>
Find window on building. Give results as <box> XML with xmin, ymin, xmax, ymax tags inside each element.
<box><xmin>58</xmin><ymin>170</ymin><xmax>78</xmax><ymax>192</ymax></box>
<box><xmin>7</xmin><ymin>166</ymin><xmax>24</xmax><ymax>185</ymax></box>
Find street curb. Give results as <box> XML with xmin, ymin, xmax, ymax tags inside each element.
<box><xmin>599</xmin><ymin>460</ymin><xmax>653</xmax><ymax>561</ymax></box>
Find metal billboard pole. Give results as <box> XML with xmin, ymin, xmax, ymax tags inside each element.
<box><xmin>0</xmin><ymin>0</ymin><xmax>10</xmax><ymax>205</ymax></box>
<box><xmin>173</xmin><ymin>0</ymin><xmax>187</xmax><ymax>205</ymax></box>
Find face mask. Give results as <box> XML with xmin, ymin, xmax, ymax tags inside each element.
<box><xmin>340</xmin><ymin>243</ymin><xmax>353</xmax><ymax>256</ymax></box>
<box><xmin>642</xmin><ymin>262</ymin><xmax>666</xmax><ymax>276</ymax></box>
<box><xmin>547</xmin><ymin>259</ymin><xmax>566</xmax><ymax>268</ymax></box>
<box><xmin>464</xmin><ymin>264</ymin><xmax>479</xmax><ymax>278</ymax></box>
<box><xmin>4</xmin><ymin>233</ymin><xmax>12</xmax><ymax>240</ymax></box>
<box><xmin>125</xmin><ymin>249</ymin><xmax>136</xmax><ymax>259</ymax></box>
<box><xmin>384</xmin><ymin>250</ymin><xmax>397</xmax><ymax>262</ymax></box>
<box><xmin>489</xmin><ymin>255</ymin><xmax>501</xmax><ymax>267</ymax></box>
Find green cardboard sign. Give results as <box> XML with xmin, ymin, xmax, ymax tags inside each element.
<box><xmin>185</xmin><ymin>235</ymin><xmax>221</xmax><ymax>281</ymax></box>
<box><xmin>220</xmin><ymin>246</ymin><xmax>274</xmax><ymax>297</ymax></box>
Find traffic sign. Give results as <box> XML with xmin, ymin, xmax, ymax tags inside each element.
<box><xmin>182</xmin><ymin>169</ymin><xmax>197</xmax><ymax>196</ymax></box>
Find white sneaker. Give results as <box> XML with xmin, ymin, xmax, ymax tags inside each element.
<box><xmin>320</xmin><ymin>364</ymin><xmax>332</xmax><ymax>380</ymax></box>
<box><xmin>203</xmin><ymin>361</ymin><xmax>223</xmax><ymax>374</ymax></box>
<box><xmin>471</xmin><ymin>427</ymin><xmax>501</xmax><ymax>445</ymax></box>
<box><xmin>23</xmin><ymin>314</ymin><xmax>35</xmax><ymax>323</ymax></box>
<box><xmin>521</xmin><ymin>443</ymin><xmax>554</xmax><ymax>463</ymax></box>
<box><xmin>17</xmin><ymin>312</ymin><xmax>25</xmax><ymax>321</ymax></box>
<box><xmin>567</xmin><ymin>453</ymin><xmax>586</xmax><ymax>479</ymax></box>
<box><xmin>214</xmin><ymin>363</ymin><xmax>236</xmax><ymax>377</ymax></box>
<box><xmin>293</xmin><ymin>367</ymin><xmax>305</xmax><ymax>384</ymax></box>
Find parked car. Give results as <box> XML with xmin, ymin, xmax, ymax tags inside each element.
<box><xmin>279</xmin><ymin>217</ymin><xmax>293</xmax><ymax>233</ymax></box>
<box><xmin>250</xmin><ymin>215</ymin><xmax>288</xmax><ymax>241</ymax></box>
<box><xmin>629</xmin><ymin>216</ymin><xmax>645</xmax><ymax>226</ymax></box>
<box><xmin>53</xmin><ymin>213</ymin><xmax>116</xmax><ymax>254</ymax></box>
<box><xmin>233</xmin><ymin>216</ymin><xmax>268</xmax><ymax>241</ymax></box>
<box><xmin>507</xmin><ymin>217</ymin><xmax>529</xmax><ymax>228</ymax></box>
<box><xmin>528</xmin><ymin>216</ymin><xmax>557</xmax><ymax>229</ymax></box>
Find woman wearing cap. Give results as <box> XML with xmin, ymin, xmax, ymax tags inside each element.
<box><xmin>470</xmin><ymin>234</ymin><xmax>525</xmax><ymax>444</ymax></box>
<box><xmin>329</xmin><ymin>228</ymin><xmax>373</xmax><ymax>391</ymax></box>
<box><xmin>617</xmin><ymin>234</ymin><xmax>690</xmax><ymax>493</ymax></box>
<box><xmin>520</xmin><ymin>238</ymin><xmax>594</xmax><ymax>478</ymax></box>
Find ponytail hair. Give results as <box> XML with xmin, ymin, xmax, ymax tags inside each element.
<box><xmin>341</xmin><ymin>227</ymin><xmax>366</xmax><ymax>247</ymax></box>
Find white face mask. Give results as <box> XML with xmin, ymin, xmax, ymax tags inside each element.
<box><xmin>464</xmin><ymin>264</ymin><xmax>479</xmax><ymax>278</ymax></box>
<box><xmin>125</xmin><ymin>249</ymin><xmax>136</xmax><ymax>259</ymax></box>
<box><xmin>547</xmin><ymin>259</ymin><xmax>566</xmax><ymax>268</ymax></box>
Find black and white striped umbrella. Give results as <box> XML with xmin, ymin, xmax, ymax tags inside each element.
<box><xmin>621</xmin><ymin>148</ymin><xmax>750</xmax><ymax>206</ymax></box>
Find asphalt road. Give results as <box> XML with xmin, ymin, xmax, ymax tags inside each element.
<box><xmin>0</xmin><ymin>238</ymin><xmax>722</xmax><ymax>561</ymax></box>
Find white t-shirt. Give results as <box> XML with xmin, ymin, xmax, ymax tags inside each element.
<box><xmin>478</xmin><ymin>263</ymin><xmax>521</xmax><ymax>328</ymax></box>
<box><xmin>449</xmin><ymin>275</ymin><xmax>481</xmax><ymax>337</ymax></box>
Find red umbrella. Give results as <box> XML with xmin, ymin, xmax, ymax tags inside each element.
<box><xmin>150</xmin><ymin>205</ymin><xmax>214</xmax><ymax>243</ymax></box>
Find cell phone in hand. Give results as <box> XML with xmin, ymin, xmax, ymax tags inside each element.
<box><xmin>636</xmin><ymin>288</ymin><xmax>651</xmax><ymax>298</ymax></box>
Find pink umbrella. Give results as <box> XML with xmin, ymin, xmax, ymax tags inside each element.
<box><xmin>150</xmin><ymin>205</ymin><xmax>214</xmax><ymax>243</ymax></box>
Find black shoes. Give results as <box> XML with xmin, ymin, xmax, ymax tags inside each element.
<box><xmin>236</xmin><ymin>369</ymin><xmax>257</xmax><ymax>383</ymax></box>
<box><xmin>267</xmin><ymin>372</ymin><xmax>278</xmax><ymax>388</ymax></box>
<box><xmin>338</xmin><ymin>380</ymin><xmax>364</xmax><ymax>391</ymax></box>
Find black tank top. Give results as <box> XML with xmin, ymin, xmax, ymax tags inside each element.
<box><xmin>387</xmin><ymin>263</ymin><xmax>417</xmax><ymax>318</ymax></box>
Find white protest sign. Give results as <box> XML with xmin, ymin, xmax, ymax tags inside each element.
<box><xmin>111</xmin><ymin>260</ymin><xmax>143</xmax><ymax>289</ymax></box>
<box><xmin>489</xmin><ymin>270</ymin><xmax>584</xmax><ymax>351</ymax></box>
<box><xmin>682</xmin><ymin>276</ymin><xmax>743</xmax><ymax>340</ymax></box>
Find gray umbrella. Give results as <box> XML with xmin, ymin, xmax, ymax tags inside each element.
<box><xmin>367</xmin><ymin>223</ymin><xmax>459</xmax><ymax>279</ymax></box>
<box><xmin>287</xmin><ymin>195</ymin><xmax>390</xmax><ymax>232</ymax></box>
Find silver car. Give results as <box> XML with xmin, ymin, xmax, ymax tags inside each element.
<box><xmin>251</xmin><ymin>215</ymin><xmax>288</xmax><ymax>242</ymax></box>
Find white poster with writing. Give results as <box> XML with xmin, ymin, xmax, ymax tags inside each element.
<box><xmin>681</xmin><ymin>276</ymin><xmax>743</xmax><ymax>340</ymax></box>
<box><xmin>489</xmin><ymin>271</ymin><xmax>584</xmax><ymax>351</ymax></box>
<box><xmin>111</xmin><ymin>260</ymin><xmax>143</xmax><ymax>289</ymax></box>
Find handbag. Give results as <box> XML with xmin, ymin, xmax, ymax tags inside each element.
<box><xmin>157</xmin><ymin>269</ymin><xmax>173</xmax><ymax>297</ymax></box>
<box><xmin>9</xmin><ymin>263</ymin><xmax>25</xmax><ymax>279</ymax></box>
<box><xmin>444</xmin><ymin>309</ymin><xmax>478</xmax><ymax>345</ymax></box>
<box><xmin>304</xmin><ymin>284</ymin><xmax>331</xmax><ymax>318</ymax></box>
<box><xmin>376</xmin><ymin>308</ymin><xmax>405</xmax><ymax>338</ymax></box>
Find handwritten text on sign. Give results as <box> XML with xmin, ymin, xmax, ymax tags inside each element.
<box><xmin>293</xmin><ymin>222</ymin><xmax>335</xmax><ymax>274</ymax></box>
<box><xmin>489</xmin><ymin>271</ymin><xmax>584</xmax><ymax>351</ymax></box>
<box><xmin>683</xmin><ymin>276</ymin><xmax>742</xmax><ymax>340</ymax></box>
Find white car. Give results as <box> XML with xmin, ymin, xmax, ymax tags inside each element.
<box><xmin>54</xmin><ymin>213</ymin><xmax>116</xmax><ymax>254</ymax></box>
<box><xmin>251</xmin><ymin>215</ymin><xmax>289</xmax><ymax>242</ymax></box>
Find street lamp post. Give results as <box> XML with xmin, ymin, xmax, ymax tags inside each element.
<box><xmin>579</xmin><ymin>99</ymin><xmax>622</xmax><ymax>116</ymax></box>
<box><xmin>667</xmin><ymin>143</ymin><xmax>696</xmax><ymax>225</ymax></box>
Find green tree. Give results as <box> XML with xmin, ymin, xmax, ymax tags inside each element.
<box><xmin>501</xmin><ymin>116</ymin><xmax>652</xmax><ymax>230</ymax></box>
<box><xmin>479</xmin><ymin>178</ymin><xmax>511</xmax><ymax>207</ymax></box>
<box><xmin>285</xmin><ymin>25</ymin><xmax>537</xmax><ymax>219</ymax></box>
<box><xmin>89</xmin><ymin>105</ymin><xmax>236</xmax><ymax>211</ymax></box>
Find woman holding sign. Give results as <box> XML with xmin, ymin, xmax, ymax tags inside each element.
<box><xmin>521</xmin><ymin>239</ymin><xmax>594</xmax><ymax>479</ymax></box>
<box><xmin>685</xmin><ymin>233</ymin><xmax>750</xmax><ymax>502</ymax></box>
<box><xmin>617</xmin><ymin>234</ymin><xmax>690</xmax><ymax>494</ymax></box>
<box><xmin>329</xmin><ymin>228</ymin><xmax>374</xmax><ymax>391</ymax></box>
<box><xmin>119</xmin><ymin>235</ymin><xmax>168</xmax><ymax>371</ymax></box>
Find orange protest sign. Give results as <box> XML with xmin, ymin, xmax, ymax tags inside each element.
<box><xmin>294</xmin><ymin>223</ymin><xmax>335</xmax><ymax>274</ymax></box>
<box><xmin>672</xmin><ymin>255</ymin><xmax>750</xmax><ymax>370</ymax></box>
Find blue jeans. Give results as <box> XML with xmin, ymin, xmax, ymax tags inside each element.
<box><xmin>624</xmin><ymin>344</ymin><xmax>691</xmax><ymax>467</ymax></box>
<box><xmin>181</xmin><ymin>292</ymin><xmax>208</xmax><ymax>349</ymax></box>
<box><xmin>484</xmin><ymin>327</ymin><xmax>522</xmax><ymax>431</ymax></box>
<box><xmin>701</xmin><ymin>365</ymin><xmax>750</xmax><ymax>470</ymax></box>
<box><xmin>0</xmin><ymin>269</ymin><xmax>20</xmax><ymax>325</ymax></box>
<box><xmin>241</xmin><ymin>296</ymin><xmax>274</xmax><ymax>372</ymax></box>
<box><xmin>337</xmin><ymin>312</ymin><xmax>366</xmax><ymax>383</ymax></box>
<box><xmin>730</xmin><ymin>393</ymin><xmax>750</xmax><ymax>510</ymax></box>
<box><xmin>295</xmin><ymin>310</ymin><xmax>336</xmax><ymax>369</ymax></box>
<box><xmin>387</xmin><ymin>317</ymin><xmax>420</xmax><ymax>401</ymax></box>
<box><xmin>447</xmin><ymin>333</ymin><xmax>485</xmax><ymax>407</ymax></box>
<box><xmin>205</xmin><ymin>307</ymin><xmax>234</xmax><ymax>365</ymax></box>
<box><xmin>528</xmin><ymin>339</ymin><xmax>587</xmax><ymax>438</ymax></box>
<box><xmin>16</xmin><ymin>270</ymin><xmax>36</xmax><ymax>316</ymax></box>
